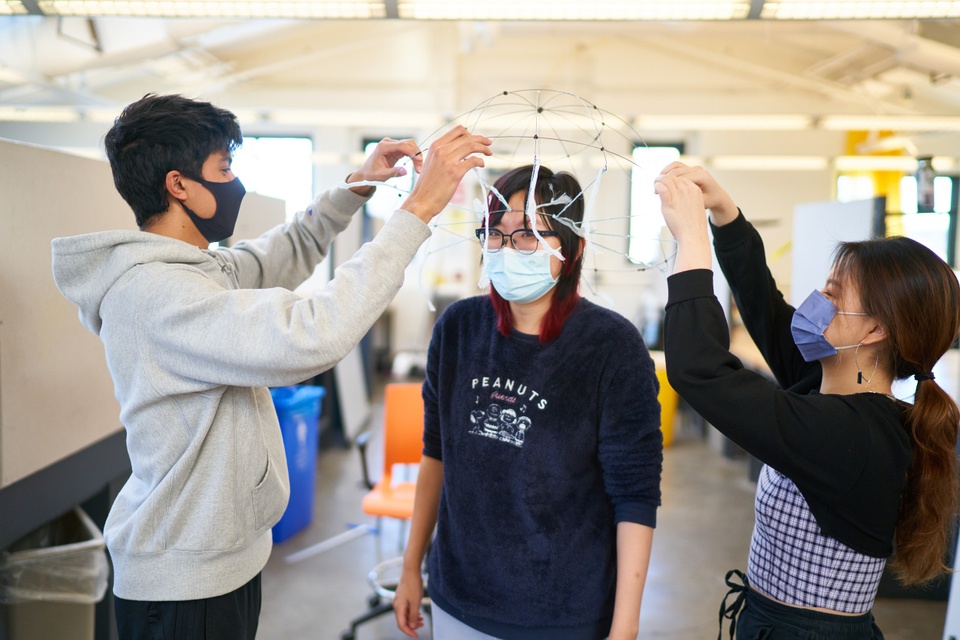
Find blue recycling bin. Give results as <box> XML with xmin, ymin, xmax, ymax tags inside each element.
<box><xmin>270</xmin><ymin>385</ymin><xmax>325</xmax><ymax>543</ymax></box>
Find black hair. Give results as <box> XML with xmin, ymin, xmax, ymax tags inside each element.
<box><xmin>103</xmin><ymin>94</ymin><xmax>242</xmax><ymax>228</ymax></box>
<box><xmin>486</xmin><ymin>165</ymin><xmax>586</xmax><ymax>342</ymax></box>
<box><xmin>487</xmin><ymin>164</ymin><xmax>586</xmax><ymax>300</ymax></box>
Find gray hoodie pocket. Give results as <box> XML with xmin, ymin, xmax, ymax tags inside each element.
<box><xmin>251</xmin><ymin>456</ymin><xmax>289</xmax><ymax>532</ymax></box>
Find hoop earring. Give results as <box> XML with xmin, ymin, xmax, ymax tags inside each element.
<box><xmin>855</xmin><ymin>342</ymin><xmax>879</xmax><ymax>385</ymax></box>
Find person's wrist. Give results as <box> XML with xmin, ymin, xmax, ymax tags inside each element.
<box><xmin>401</xmin><ymin>560</ymin><xmax>422</xmax><ymax>573</ymax></box>
<box><xmin>674</xmin><ymin>226</ymin><xmax>710</xmax><ymax>246</ymax></box>
<box><xmin>399</xmin><ymin>196</ymin><xmax>434</xmax><ymax>223</ymax></box>
<box><xmin>401</xmin><ymin>552</ymin><xmax>423</xmax><ymax>572</ymax></box>
<box><xmin>708</xmin><ymin>199</ymin><xmax>739</xmax><ymax>226</ymax></box>
<box><xmin>608</xmin><ymin>623</ymin><xmax>639</xmax><ymax>640</ymax></box>
<box><xmin>346</xmin><ymin>171</ymin><xmax>375</xmax><ymax>197</ymax></box>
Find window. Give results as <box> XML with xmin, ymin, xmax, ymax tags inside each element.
<box><xmin>362</xmin><ymin>139</ymin><xmax>416</xmax><ymax>220</ymax></box>
<box><xmin>628</xmin><ymin>144</ymin><xmax>683</xmax><ymax>264</ymax></box>
<box><xmin>899</xmin><ymin>175</ymin><xmax>953</xmax><ymax>215</ymax></box>
<box><xmin>836</xmin><ymin>175</ymin><xmax>874</xmax><ymax>203</ymax></box>
<box><xmin>232</xmin><ymin>136</ymin><xmax>314</xmax><ymax>222</ymax></box>
<box><xmin>900</xmin><ymin>175</ymin><xmax>953</xmax><ymax>262</ymax></box>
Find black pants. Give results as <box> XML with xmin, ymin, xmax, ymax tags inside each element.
<box><xmin>115</xmin><ymin>573</ymin><xmax>261</xmax><ymax>640</ymax></box>
<box><xmin>720</xmin><ymin>570</ymin><xmax>884</xmax><ymax>640</ymax></box>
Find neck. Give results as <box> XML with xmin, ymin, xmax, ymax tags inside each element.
<box><xmin>818</xmin><ymin>348</ymin><xmax>894</xmax><ymax>396</ymax></box>
<box><xmin>509</xmin><ymin>295</ymin><xmax>552</xmax><ymax>335</ymax></box>
<box><xmin>145</xmin><ymin>202</ymin><xmax>209</xmax><ymax>249</ymax></box>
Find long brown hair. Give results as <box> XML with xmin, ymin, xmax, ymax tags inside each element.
<box><xmin>833</xmin><ymin>236</ymin><xmax>960</xmax><ymax>584</ymax></box>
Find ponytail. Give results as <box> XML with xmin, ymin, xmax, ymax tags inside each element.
<box><xmin>891</xmin><ymin>379</ymin><xmax>960</xmax><ymax>584</ymax></box>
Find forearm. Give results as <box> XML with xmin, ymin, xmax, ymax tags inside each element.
<box><xmin>707</xmin><ymin>196</ymin><xmax>740</xmax><ymax>228</ymax></box>
<box><xmin>402</xmin><ymin>456</ymin><xmax>444</xmax><ymax>571</ymax></box>
<box><xmin>228</xmin><ymin>186</ymin><xmax>368</xmax><ymax>289</ymax></box>
<box><xmin>711</xmin><ymin>212</ymin><xmax>819</xmax><ymax>388</ymax></box>
<box><xmin>609</xmin><ymin>522</ymin><xmax>654</xmax><ymax>640</ymax></box>
<box><xmin>673</xmin><ymin>234</ymin><xmax>713</xmax><ymax>274</ymax></box>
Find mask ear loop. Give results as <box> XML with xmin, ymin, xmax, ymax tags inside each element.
<box><xmin>854</xmin><ymin>342</ymin><xmax>879</xmax><ymax>385</ymax></box>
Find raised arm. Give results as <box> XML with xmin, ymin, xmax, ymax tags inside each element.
<box><xmin>141</xmin><ymin>128</ymin><xmax>492</xmax><ymax>388</ymax></box>
<box><xmin>657</xmin><ymin>163</ymin><xmax>819</xmax><ymax>390</ymax></box>
<box><xmin>657</xmin><ymin>173</ymin><xmax>869</xmax><ymax>497</ymax></box>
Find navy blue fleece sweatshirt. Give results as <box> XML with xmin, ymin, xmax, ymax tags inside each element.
<box><xmin>422</xmin><ymin>295</ymin><xmax>662</xmax><ymax>640</ymax></box>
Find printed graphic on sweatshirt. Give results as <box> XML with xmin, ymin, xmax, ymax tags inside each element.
<box><xmin>469</xmin><ymin>376</ymin><xmax>548</xmax><ymax>448</ymax></box>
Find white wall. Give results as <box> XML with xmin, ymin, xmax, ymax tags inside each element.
<box><xmin>0</xmin><ymin>137</ymin><xmax>284</xmax><ymax>488</ymax></box>
<box><xmin>0</xmin><ymin>138</ymin><xmax>131</xmax><ymax>487</ymax></box>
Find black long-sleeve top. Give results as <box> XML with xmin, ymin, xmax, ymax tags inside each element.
<box><xmin>663</xmin><ymin>211</ymin><xmax>911</xmax><ymax>558</ymax></box>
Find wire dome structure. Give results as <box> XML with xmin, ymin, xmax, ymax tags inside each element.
<box><xmin>353</xmin><ymin>89</ymin><xmax>678</xmax><ymax>300</ymax></box>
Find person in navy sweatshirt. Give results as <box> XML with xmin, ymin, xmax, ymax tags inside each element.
<box><xmin>656</xmin><ymin>163</ymin><xmax>960</xmax><ymax>639</ymax></box>
<box><xmin>393</xmin><ymin>164</ymin><xmax>663</xmax><ymax>640</ymax></box>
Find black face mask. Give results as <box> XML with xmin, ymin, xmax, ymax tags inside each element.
<box><xmin>180</xmin><ymin>175</ymin><xmax>246</xmax><ymax>243</ymax></box>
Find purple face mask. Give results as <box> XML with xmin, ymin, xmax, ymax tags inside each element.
<box><xmin>790</xmin><ymin>290</ymin><xmax>867</xmax><ymax>362</ymax></box>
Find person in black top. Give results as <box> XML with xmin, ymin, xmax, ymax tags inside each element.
<box><xmin>655</xmin><ymin>162</ymin><xmax>960</xmax><ymax>639</ymax></box>
<box><xmin>393</xmin><ymin>165</ymin><xmax>663</xmax><ymax>640</ymax></box>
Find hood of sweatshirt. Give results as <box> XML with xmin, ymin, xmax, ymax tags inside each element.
<box><xmin>52</xmin><ymin>230</ymin><xmax>213</xmax><ymax>335</ymax></box>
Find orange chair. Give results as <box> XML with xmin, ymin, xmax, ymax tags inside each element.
<box><xmin>342</xmin><ymin>382</ymin><xmax>427</xmax><ymax>640</ymax></box>
<box><xmin>358</xmin><ymin>382</ymin><xmax>424</xmax><ymax>521</ymax></box>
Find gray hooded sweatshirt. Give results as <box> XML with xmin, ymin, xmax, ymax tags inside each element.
<box><xmin>51</xmin><ymin>186</ymin><xmax>430</xmax><ymax>601</ymax></box>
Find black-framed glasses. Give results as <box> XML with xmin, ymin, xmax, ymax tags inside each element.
<box><xmin>475</xmin><ymin>227</ymin><xmax>560</xmax><ymax>254</ymax></box>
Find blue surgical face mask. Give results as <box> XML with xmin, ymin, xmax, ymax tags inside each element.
<box><xmin>485</xmin><ymin>248</ymin><xmax>559</xmax><ymax>304</ymax></box>
<box><xmin>790</xmin><ymin>289</ymin><xmax>867</xmax><ymax>362</ymax></box>
<box><xmin>181</xmin><ymin>175</ymin><xmax>246</xmax><ymax>243</ymax></box>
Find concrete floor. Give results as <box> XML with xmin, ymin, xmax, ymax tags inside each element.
<box><xmin>258</xmin><ymin>396</ymin><xmax>948</xmax><ymax>640</ymax></box>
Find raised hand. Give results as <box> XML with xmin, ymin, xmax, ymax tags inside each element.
<box><xmin>659</xmin><ymin>162</ymin><xmax>738</xmax><ymax>226</ymax></box>
<box><xmin>654</xmin><ymin>173</ymin><xmax>712</xmax><ymax>273</ymax></box>
<box><xmin>347</xmin><ymin>137</ymin><xmax>424</xmax><ymax>196</ymax></box>
<box><xmin>400</xmin><ymin>125</ymin><xmax>493</xmax><ymax>223</ymax></box>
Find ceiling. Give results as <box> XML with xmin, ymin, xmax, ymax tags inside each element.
<box><xmin>3</xmin><ymin>16</ymin><xmax>960</xmax><ymax>141</ymax></box>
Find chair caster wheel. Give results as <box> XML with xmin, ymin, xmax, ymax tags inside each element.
<box><xmin>340</xmin><ymin>632</ymin><xmax>355</xmax><ymax>640</ymax></box>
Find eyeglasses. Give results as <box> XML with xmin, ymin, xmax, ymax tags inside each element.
<box><xmin>475</xmin><ymin>227</ymin><xmax>560</xmax><ymax>254</ymax></box>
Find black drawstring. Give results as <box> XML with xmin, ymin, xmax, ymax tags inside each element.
<box><xmin>718</xmin><ymin>569</ymin><xmax>749</xmax><ymax>640</ymax></box>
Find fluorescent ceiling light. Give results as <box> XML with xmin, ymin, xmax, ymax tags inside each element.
<box><xmin>834</xmin><ymin>155</ymin><xmax>918</xmax><ymax>171</ymax></box>
<box><xmin>821</xmin><ymin>115</ymin><xmax>960</xmax><ymax>132</ymax></box>
<box><xmin>711</xmin><ymin>155</ymin><xmax>830</xmax><ymax>170</ymax></box>
<box><xmin>35</xmin><ymin>1</ymin><xmax>386</xmax><ymax>18</ymax></box>
<box><xmin>0</xmin><ymin>106</ymin><xmax>80</xmax><ymax>122</ymax></box>
<box><xmin>268</xmin><ymin>108</ymin><xmax>443</xmax><ymax>129</ymax></box>
<box><xmin>398</xmin><ymin>0</ymin><xmax>751</xmax><ymax>20</ymax></box>
<box><xmin>635</xmin><ymin>114</ymin><xmax>812</xmax><ymax>131</ymax></box>
<box><xmin>227</xmin><ymin>109</ymin><xmax>266</xmax><ymax>126</ymax></box>
<box><xmin>0</xmin><ymin>65</ymin><xmax>28</xmax><ymax>84</ymax></box>
<box><xmin>762</xmin><ymin>1</ymin><xmax>960</xmax><ymax>20</ymax></box>
<box><xmin>932</xmin><ymin>157</ymin><xmax>956</xmax><ymax>173</ymax></box>
<box><xmin>80</xmin><ymin>107</ymin><xmax>122</xmax><ymax>123</ymax></box>
<box><xmin>0</xmin><ymin>1</ymin><xmax>27</xmax><ymax>14</ymax></box>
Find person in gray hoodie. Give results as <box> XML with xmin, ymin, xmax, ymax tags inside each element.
<box><xmin>50</xmin><ymin>93</ymin><xmax>491</xmax><ymax>640</ymax></box>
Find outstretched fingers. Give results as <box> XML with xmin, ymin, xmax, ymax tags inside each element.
<box><xmin>400</xmin><ymin>126</ymin><xmax>492</xmax><ymax>222</ymax></box>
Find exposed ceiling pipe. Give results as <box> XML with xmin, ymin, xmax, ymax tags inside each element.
<box><xmin>827</xmin><ymin>21</ymin><xmax>960</xmax><ymax>82</ymax></box>
<box><xmin>632</xmin><ymin>32</ymin><xmax>915</xmax><ymax>115</ymax></box>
